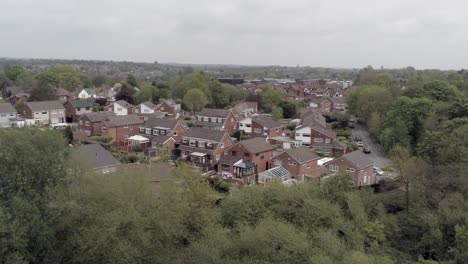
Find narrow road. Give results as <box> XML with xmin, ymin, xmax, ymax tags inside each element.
<box><xmin>351</xmin><ymin>124</ymin><xmax>392</xmax><ymax>169</ymax></box>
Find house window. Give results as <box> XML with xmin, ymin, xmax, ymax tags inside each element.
<box><xmin>173</xmin><ymin>131</ymin><xmax>177</xmax><ymax>136</ymax></box>
<box><xmin>246</xmin><ymin>124</ymin><xmax>251</xmax><ymax>128</ymax></box>
<box><xmin>198</xmin><ymin>141</ymin><xmax>205</xmax><ymax>148</ymax></box>
<box><xmin>325</xmin><ymin>138</ymin><xmax>330</xmax><ymax>144</ymax></box>
<box><xmin>288</xmin><ymin>161</ymin><xmax>297</xmax><ymax>166</ymax></box>
<box><xmin>244</xmin><ymin>152</ymin><xmax>250</xmax><ymax>157</ymax></box>
<box><xmin>218</xmin><ymin>118</ymin><xmax>223</xmax><ymax>123</ymax></box>
<box><xmin>85</xmin><ymin>107</ymin><xmax>90</xmax><ymax>111</ymax></box>
<box><xmin>203</xmin><ymin>117</ymin><xmax>209</xmax><ymax>122</ymax></box>
<box><xmin>314</xmin><ymin>138</ymin><xmax>324</xmax><ymax>143</ymax></box>
<box><xmin>239</xmin><ymin>123</ymin><xmax>244</xmax><ymax>127</ymax></box>
<box><xmin>161</xmin><ymin>130</ymin><xmax>166</xmax><ymax>135</ymax></box>
<box><xmin>274</xmin><ymin>159</ymin><xmax>282</xmax><ymax>166</ymax></box>
<box><xmin>346</xmin><ymin>168</ymin><xmax>356</xmax><ymax>172</ymax></box>
<box><xmin>182</xmin><ymin>138</ymin><xmax>188</xmax><ymax>144</ymax></box>
<box><xmin>302</xmin><ymin>134</ymin><xmax>311</xmax><ymax>137</ymax></box>
<box><xmin>144</xmin><ymin>128</ymin><xmax>151</xmax><ymax>134</ymax></box>
<box><xmin>189</xmin><ymin>140</ymin><xmax>196</xmax><ymax>146</ymax></box>
<box><xmin>139</xmin><ymin>127</ymin><xmax>145</xmax><ymax>133</ymax></box>
<box><xmin>42</xmin><ymin>112</ymin><xmax>47</xmax><ymax>114</ymax></box>
<box><xmin>261</xmin><ymin>155</ymin><xmax>264</xmax><ymax>159</ymax></box>
<box><xmin>79</xmin><ymin>120</ymin><xmax>83</xmax><ymax>125</ymax></box>
<box><xmin>117</xmin><ymin>108</ymin><xmax>122</xmax><ymax>111</ymax></box>
<box><xmin>197</xmin><ymin>116</ymin><xmax>202</xmax><ymax>121</ymax></box>
<box><xmin>85</xmin><ymin>121</ymin><xmax>90</xmax><ymax>126</ymax></box>
<box><xmin>231</xmin><ymin>118</ymin><xmax>234</xmax><ymax>122</ymax></box>
<box><xmin>77</xmin><ymin>108</ymin><xmax>81</xmax><ymax>111</ymax></box>
<box><xmin>152</xmin><ymin>129</ymin><xmax>159</xmax><ymax>135</ymax></box>
<box><xmin>124</xmin><ymin>125</ymin><xmax>128</xmax><ymax>128</ymax></box>
<box><xmin>220</xmin><ymin>143</ymin><xmax>225</xmax><ymax>148</ymax></box>
<box><xmin>253</xmin><ymin>128</ymin><xmax>262</xmax><ymax>134</ymax></box>
<box><xmin>216</xmin><ymin>154</ymin><xmax>220</xmax><ymax>161</ymax></box>
<box><xmin>295</xmin><ymin>133</ymin><xmax>301</xmax><ymax>137</ymax></box>
<box><xmin>330</xmin><ymin>165</ymin><xmax>339</xmax><ymax>172</ymax></box>
<box><xmin>207</xmin><ymin>142</ymin><xmax>213</xmax><ymax>148</ymax></box>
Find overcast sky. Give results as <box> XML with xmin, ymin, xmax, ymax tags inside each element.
<box><xmin>1</xmin><ymin>0</ymin><xmax>467</xmax><ymax>69</ymax></box>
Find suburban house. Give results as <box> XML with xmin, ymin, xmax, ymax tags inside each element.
<box><xmin>194</xmin><ymin>108</ymin><xmax>238</xmax><ymax>133</ymax></box>
<box><xmin>63</xmin><ymin>99</ymin><xmax>94</xmax><ymax>122</ymax></box>
<box><xmin>9</xmin><ymin>92</ymin><xmax>31</xmax><ymax>105</ymax></box>
<box><xmin>0</xmin><ymin>103</ymin><xmax>17</xmax><ymax>127</ymax></box>
<box><xmin>324</xmin><ymin>150</ymin><xmax>376</xmax><ymax>187</ymax></box>
<box><xmin>154</xmin><ymin>99</ymin><xmax>182</xmax><ymax>119</ymax></box>
<box><xmin>145</xmin><ymin>136</ymin><xmax>177</xmax><ymax>157</ymax></box>
<box><xmin>225</xmin><ymin>137</ymin><xmax>275</xmax><ymax>175</ymax></box>
<box><xmin>231</xmin><ymin>101</ymin><xmax>258</xmax><ymax>119</ymax></box>
<box><xmin>77</xmin><ymin>88</ymin><xmax>97</xmax><ymax>99</ymax></box>
<box><xmin>56</xmin><ymin>88</ymin><xmax>73</xmax><ymax>101</ymax></box>
<box><xmin>294</xmin><ymin>124</ymin><xmax>346</xmax><ymax>157</ymax></box>
<box><xmin>309</xmin><ymin>97</ymin><xmax>347</xmax><ymax>112</ymax></box>
<box><xmin>100</xmin><ymin>115</ymin><xmax>145</xmax><ymax>146</ymax></box>
<box><xmin>106</xmin><ymin>100</ymin><xmax>135</xmax><ymax>116</ymax></box>
<box><xmin>138</xmin><ymin>117</ymin><xmax>187</xmax><ymax>143</ymax></box>
<box><xmin>132</xmin><ymin>101</ymin><xmax>158</xmax><ymax>114</ymax></box>
<box><xmin>217</xmin><ymin>155</ymin><xmax>256</xmax><ymax>184</ymax></box>
<box><xmin>238</xmin><ymin>115</ymin><xmax>283</xmax><ymax>141</ymax></box>
<box><xmin>77</xmin><ymin>144</ymin><xmax>121</xmax><ymax>174</ymax></box>
<box><xmin>21</xmin><ymin>101</ymin><xmax>66</xmax><ymax>125</ymax></box>
<box><xmin>98</xmin><ymin>87</ymin><xmax>117</xmax><ymax>102</ymax></box>
<box><xmin>272</xmin><ymin>147</ymin><xmax>325</xmax><ymax>181</ymax></box>
<box><xmin>178</xmin><ymin>127</ymin><xmax>235</xmax><ymax>171</ymax></box>
<box><xmin>251</xmin><ymin>115</ymin><xmax>283</xmax><ymax>140</ymax></box>
<box><xmin>78</xmin><ymin>111</ymin><xmax>115</xmax><ymax>136</ymax></box>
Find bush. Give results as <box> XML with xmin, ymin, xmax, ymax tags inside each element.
<box><xmin>336</xmin><ymin>129</ymin><xmax>352</xmax><ymax>138</ymax></box>
<box><xmin>133</xmin><ymin>145</ymin><xmax>143</xmax><ymax>153</ymax></box>
<box><xmin>88</xmin><ymin>136</ymin><xmax>113</xmax><ymax>143</ymax></box>
<box><xmin>127</xmin><ymin>154</ymin><xmax>138</xmax><ymax>163</ymax></box>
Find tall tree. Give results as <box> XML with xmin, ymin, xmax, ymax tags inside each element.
<box><xmin>183</xmin><ymin>88</ymin><xmax>208</xmax><ymax>112</ymax></box>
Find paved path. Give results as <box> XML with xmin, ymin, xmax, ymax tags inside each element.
<box><xmin>351</xmin><ymin>124</ymin><xmax>392</xmax><ymax>169</ymax></box>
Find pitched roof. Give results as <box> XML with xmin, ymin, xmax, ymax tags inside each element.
<box><xmin>25</xmin><ymin>101</ymin><xmax>65</xmax><ymax>111</ymax></box>
<box><xmin>341</xmin><ymin>151</ymin><xmax>373</xmax><ymax>170</ymax></box>
<box><xmin>309</xmin><ymin>125</ymin><xmax>336</xmax><ymax>138</ymax></box>
<box><xmin>186</xmin><ymin>127</ymin><xmax>227</xmax><ymax>142</ymax></box>
<box><xmin>252</xmin><ymin>115</ymin><xmax>281</xmax><ymax>129</ymax></box>
<box><xmin>0</xmin><ymin>103</ymin><xmax>16</xmax><ymax>113</ymax></box>
<box><xmin>113</xmin><ymin>100</ymin><xmax>134</xmax><ymax>108</ymax></box>
<box><xmin>282</xmin><ymin>147</ymin><xmax>319</xmax><ymax>164</ymax></box>
<box><xmin>77</xmin><ymin>144</ymin><xmax>121</xmax><ymax>169</ymax></box>
<box><xmin>219</xmin><ymin>155</ymin><xmax>243</xmax><ymax>166</ymax></box>
<box><xmin>84</xmin><ymin>88</ymin><xmax>97</xmax><ymax>95</ymax></box>
<box><xmin>238</xmin><ymin>137</ymin><xmax>274</xmax><ymax>154</ymax></box>
<box><xmin>103</xmin><ymin>115</ymin><xmax>144</xmax><ymax>128</ymax></box>
<box><xmin>139</xmin><ymin>101</ymin><xmax>158</xmax><ymax>109</ymax></box>
<box><xmin>80</xmin><ymin>111</ymin><xmax>115</xmax><ymax>122</ymax></box>
<box><xmin>197</xmin><ymin>108</ymin><xmax>231</xmax><ymax>118</ymax></box>
<box><xmin>56</xmin><ymin>88</ymin><xmax>71</xmax><ymax>96</ymax></box>
<box><xmin>66</xmin><ymin>99</ymin><xmax>95</xmax><ymax>108</ymax></box>
<box><xmin>149</xmin><ymin>135</ymin><xmax>174</xmax><ymax>145</ymax></box>
<box><xmin>143</xmin><ymin>117</ymin><xmax>178</xmax><ymax>129</ymax></box>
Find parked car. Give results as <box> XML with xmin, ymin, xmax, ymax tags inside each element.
<box><xmin>349</xmin><ymin>123</ymin><xmax>355</xmax><ymax>129</ymax></box>
<box><xmin>373</xmin><ymin>167</ymin><xmax>385</xmax><ymax>176</ymax></box>
<box><xmin>354</xmin><ymin>136</ymin><xmax>362</xmax><ymax>142</ymax></box>
<box><xmin>363</xmin><ymin>146</ymin><xmax>371</xmax><ymax>153</ymax></box>
<box><xmin>357</xmin><ymin>141</ymin><xmax>364</xmax><ymax>147</ymax></box>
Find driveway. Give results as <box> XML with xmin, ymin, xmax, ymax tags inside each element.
<box><xmin>351</xmin><ymin>124</ymin><xmax>392</xmax><ymax>169</ymax></box>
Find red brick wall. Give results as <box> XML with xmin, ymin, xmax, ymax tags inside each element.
<box><xmin>63</xmin><ymin>101</ymin><xmax>75</xmax><ymax>119</ymax></box>
<box><xmin>268</xmin><ymin>127</ymin><xmax>283</xmax><ymax>139</ymax></box>
<box><xmin>272</xmin><ymin>152</ymin><xmax>320</xmax><ymax>178</ymax></box>
<box><xmin>223</xmin><ymin>112</ymin><xmax>238</xmax><ymax>133</ymax></box>
<box><xmin>310</xmin><ymin>129</ymin><xmax>334</xmax><ymax>144</ymax></box>
<box><xmin>21</xmin><ymin>104</ymin><xmax>33</xmax><ymax>119</ymax></box>
<box><xmin>103</xmin><ymin>124</ymin><xmax>140</xmax><ymax>144</ymax></box>
<box><xmin>326</xmin><ymin>158</ymin><xmax>375</xmax><ymax>187</ymax></box>
<box><xmin>250</xmin><ymin>120</ymin><xmax>264</xmax><ymax>137</ymax></box>
<box><xmin>156</xmin><ymin>102</ymin><xmax>175</xmax><ymax>115</ymax></box>
<box><xmin>170</xmin><ymin>124</ymin><xmax>187</xmax><ymax>142</ymax></box>
<box><xmin>212</xmin><ymin>134</ymin><xmax>235</xmax><ymax>163</ymax></box>
<box><xmin>227</xmin><ymin>143</ymin><xmax>273</xmax><ymax>173</ymax></box>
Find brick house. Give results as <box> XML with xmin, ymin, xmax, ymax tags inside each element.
<box><xmin>309</xmin><ymin>97</ymin><xmax>346</xmax><ymax>112</ymax></box>
<box><xmin>106</xmin><ymin>100</ymin><xmax>134</xmax><ymax>116</ymax></box>
<box><xmin>271</xmin><ymin>147</ymin><xmax>323</xmax><ymax>181</ymax></box>
<box><xmin>100</xmin><ymin>115</ymin><xmax>144</xmax><ymax>146</ymax></box>
<box><xmin>21</xmin><ymin>101</ymin><xmax>66</xmax><ymax>125</ymax></box>
<box><xmin>178</xmin><ymin>127</ymin><xmax>235</xmax><ymax>171</ymax></box>
<box><xmin>231</xmin><ymin>102</ymin><xmax>258</xmax><ymax>119</ymax></box>
<box><xmin>56</xmin><ymin>88</ymin><xmax>73</xmax><ymax>102</ymax></box>
<box><xmin>78</xmin><ymin>111</ymin><xmax>115</xmax><ymax>136</ymax></box>
<box><xmin>138</xmin><ymin>117</ymin><xmax>187</xmax><ymax>144</ymax></box>
<box><xmin>154</xmin><ymin>99</ymin><xmax>182</xmax><ymax>119</ymax></box>
<box><xmin>194</xmin><ymin>108</ymin><xmax>238</xmax><ymax>133</ymax></box>
<box><xmin>63</xmin><ymin>100</ymin><xmax>94</xmax><ymax>122</ymax></box>
<box><xmin>251</xmin><ymin>115</ymin><xmax>283</xmax><ymax>140</ymax></box>
<box><xmin>217</xmin><ymin>155</ymin><xmax>256</xmax><ymax>184</ymax></box>
<box><xmin>294</xmin><ymin>124</ymin><xmax>346</xmax><ymax>157</ymax></box>
<box><xmin>225</xmin><ymin>137</ymin><xmax>275</xmax><ymax>174</ymax></box>
<box><xmin>325</xmin><ymin>150</ymin><xmax>376</xmax><ymax>187</ymax></box>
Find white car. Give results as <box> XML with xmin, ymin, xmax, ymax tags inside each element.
<box><xmin>357</xmin><ymin>141</ymin><xmax>364</xmax><ymax>147</ymax></box>
<box><xmin>373</xmin><ymin>167</ymin><xmax>384</xmax><ymax>176</ymax></box>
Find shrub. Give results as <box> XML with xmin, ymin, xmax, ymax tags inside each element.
<box><xmin>88</xmin><ymin>136</ymin><xmax>113</xmax><ymax>143</ymax></box>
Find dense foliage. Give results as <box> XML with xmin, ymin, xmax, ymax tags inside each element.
<box><xmin>0</xmin><ymin>128</ymin><xmax>467</xmax><ymax>263</ymax></box>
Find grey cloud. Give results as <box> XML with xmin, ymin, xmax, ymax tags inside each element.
<box><xmin>1</xmin><ymin>0</ymin><xmax>468</xmax><ymax>69</ymax></box>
